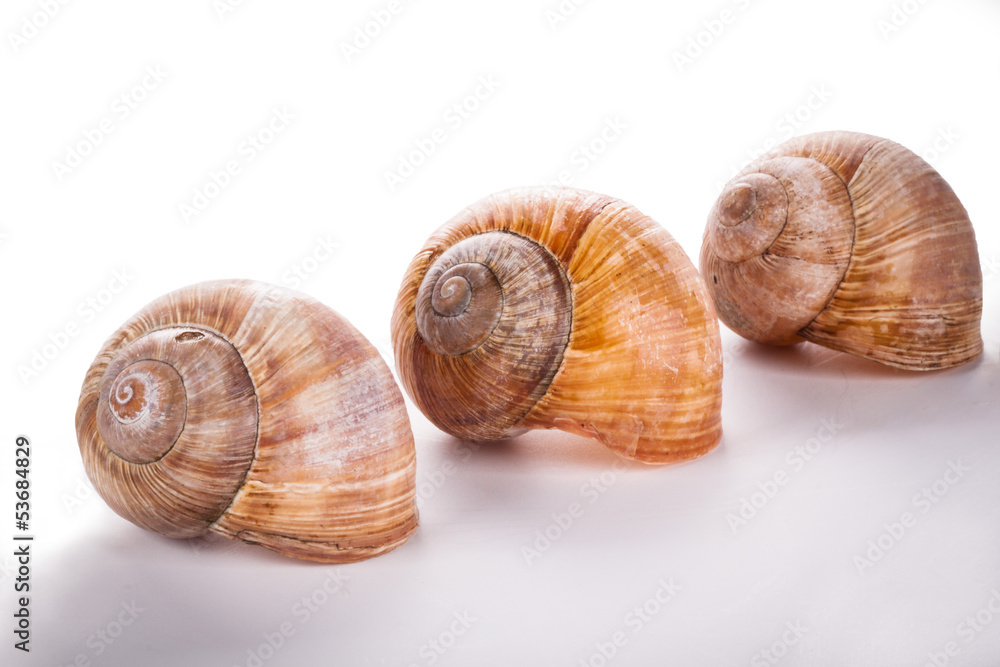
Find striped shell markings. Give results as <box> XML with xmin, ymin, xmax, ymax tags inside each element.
<box><xmin>701</xmin><ymin>131</ymin><xmax>983</xmax><ymax>370</ymax></box>
<box><xmin>75</xmin><ymin>280</ymin><xmax>418</xmax><ymax>563</ymax></box>
<box><xmin>392</xmin><ymin>187</ymin><xmax>723</xmax><ymax>464</ymax></box>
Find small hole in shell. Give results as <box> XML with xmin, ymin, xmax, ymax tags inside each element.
<box><xmin>175</xmin><ymin>331</ymin><xmax>205</xmax><ymax>343</ymax></box>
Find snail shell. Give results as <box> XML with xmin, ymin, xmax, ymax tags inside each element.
<box><xmin>701</xmin><ymin>131</ymin><xmax>983</xmax><ymax>370</ymax></box>
<box><xmin>75</xmin><ymin>280</ymin><xmax>418</xmax><ymax>563</ymax></box>
<box><xmin>392</xmin><ymin>186</ymin><xmax>723</xmax><ymax>464</ymax></box>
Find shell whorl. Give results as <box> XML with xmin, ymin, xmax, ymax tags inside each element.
<box><xmin>87</xmin><ymin>325</ymin><xmax>259</xmax><ymax>537</ymax></box>
<box><xmin>702</xmin><ymin>151</ymin><xmax>855</xmax><ymax>345</ymax></box>
<box><xmin>408</xmin><ymin>230</ymin><xmax>573</xmax><ymax>439</ymax></box>
<box><xmin>701</xmin><ymin>130</ymin><xmax>983</xmax><ymax>369</ymax></box>
<box><xmin>708</xmin><ymin>173</ymin><xmax>789</xmax><ymax>263</ymax></box>
<box><xmin>421</xmin><ymin>262</ymin><xmax>501</xmax><ymax>354</ymax></box>
<box><xmin>102</xmin><ymin>360</ymin><xmax>186</xmax><ymax>462</ymax></box>
<box><xmin>77</xmin><ymin>280</ymin><xmax>418</xmax><ymax>563</ymax></box>
<box><xmin>415</xmin><ymin>231</ymin><xmax>571</xmax><ymax>360</ymax></box>
<box><xmin>393</xmin><ymin>186</ymin><xmax>724</xmax><ymax>464</ymax></box>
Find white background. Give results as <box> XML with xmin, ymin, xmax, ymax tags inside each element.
<box><xmin>2</xmin><ymin>1</ymin><xmax>999</xmax><ymax>665</ymax></box>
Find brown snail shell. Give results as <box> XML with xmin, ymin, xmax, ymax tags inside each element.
<box><xmin>75</xmin><ymin>280</ymin><xmax>418</xmax><ymax>563</ymax></box>
<box><xmin>392</xmin><ymin>186</ymin><xmax>723</xmax><ymax>464</ymax></box>
<box><xmin>701</xmin><ymin>130</ymin><xmax>983</xmax><ymax>370</ymax></box>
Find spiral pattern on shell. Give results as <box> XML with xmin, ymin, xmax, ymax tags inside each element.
<box><xmin>701</xmin><ymin>130</ymin><xmax>983</xmax><ymax>370</ymax></box>
<box><xmin>76</xmin><ymin>280</ymin><xmax>418</xmax><ymax>563</ymax></box>
<box><xmin>410</xmin><ymin>230</ymin><xmax>574</xmax><ymax>440</ymax></box>
<box><xmin>89</xmin><ymin>326</ymin><xmax>259</xmax><ymax>537</ymax></box>
<box><xmin>393</xmin><ymin>186</ymin><xmax>724</xmax><ymax>464</ymax></box>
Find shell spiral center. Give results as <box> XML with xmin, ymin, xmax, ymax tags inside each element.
<box><xmin>417</xmin><ymin>254</ymin><xmax>504</xmax><ymax>356</ymax></box>
<box><xmin>432</xmin><ymin>270</ymin><xmax>475</xmax><ymax>318</ymax></box>
<box><xmin>101</xmin><ymin>359</ymin><xmax>187</xmax><ymax>463</ymax></box>
<box><xmin>406</xmin><ymin>229</ymin><xmax>574</xmax><ymax>439</ymax></box>
<box><xmin>109</xmin><ymin>361</ymin><xmax>162</xmax><ymax>423</ymax></box>
<box><xmin>706</xmin><ymin>172</ymin><xmax>789</xmax><ymax>263</ymax></box>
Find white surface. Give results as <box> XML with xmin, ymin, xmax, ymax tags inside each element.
<box><xmin>2</xmin><ymin>1</ymin><xmax>999</xmax><ymax>665</ymax></box>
